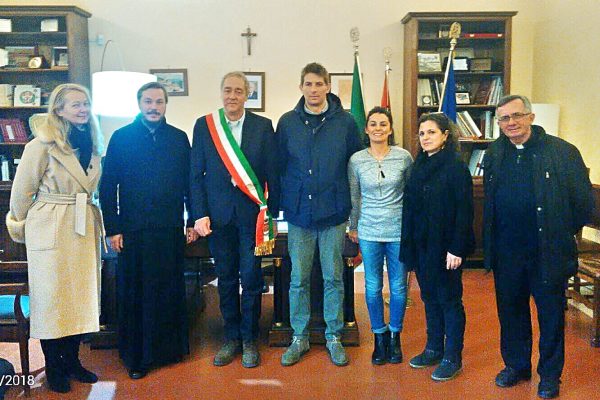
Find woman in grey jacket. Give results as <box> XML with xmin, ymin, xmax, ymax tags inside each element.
<box><xmin>348</xmin><ymin>107</ymin><xmax>413</xmax><ymax>365</ymax></box>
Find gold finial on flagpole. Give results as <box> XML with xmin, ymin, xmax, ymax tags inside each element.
<box><xmin>438</xmin><ymin>22</ymin><xmax>462</xmax><ymax>113</ymax></box>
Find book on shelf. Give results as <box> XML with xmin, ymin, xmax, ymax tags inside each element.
<box><xmin>460</xmin><ymin>111</ymin><xmax>483</xmax><ymax>138</ymax></box>
<box><xmin>4</xmin><ymin>46</ymin><xmax>35</xmax><ymax>68</ymax></box>
<box><xmin>0</xmin><ymin>84</ymin><xmax>13</xmax><ymax>107</ymax></box>
<box><xmin>468</xmin><ymin>149</ymin><xmax>486</xmax><ymax>176</ymax></box>
<box><xmin>456</xmin><ymin>112</ymin><xmax>476</xmax><ymax>138</ymax></box>
<box><xmin>0</xmin><ymin>118</ymin><xmax>28</xmax><ymax>143</ymax></box>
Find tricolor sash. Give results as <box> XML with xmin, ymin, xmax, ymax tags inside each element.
<box><xmin>205</xmin><ymin>108</ymin><xmax>275</xmax><ymax>255</ymax></box>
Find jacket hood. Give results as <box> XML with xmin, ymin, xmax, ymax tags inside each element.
<box><xmin>293</xmin><ymin>92</ymin><xmax>344</xmax><ymax>118</ymax></box>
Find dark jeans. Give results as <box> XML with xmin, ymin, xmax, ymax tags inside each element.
<box><xmin>208</xmin><ymin>220</ymin><xmax>262</xmax><ymax>342</ymax></box>
<box><xmin>493</xmin><ymin>253</ymin><xmax>565</xmax><ymax>380</ymax></box>
<box><xmin>415</xmin><ymin>253</ymin><xmax>465</xmax><ymax>363</ymax></box>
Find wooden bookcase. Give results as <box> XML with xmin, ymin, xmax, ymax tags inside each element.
<box><xmin>0</xmin><ymin>6</ymin><xmax>90</xmax><ymax>267</ymax></box>
<box><xmin>401</xmin><ymin>11</ymin><xmax>517</xmax><ymax>261</ymax></box>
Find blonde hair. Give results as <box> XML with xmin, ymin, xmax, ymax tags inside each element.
<box><xmin>37</xmin><ymin>83</ymin><xmax>104</xmax><ymax>155</ymax></box>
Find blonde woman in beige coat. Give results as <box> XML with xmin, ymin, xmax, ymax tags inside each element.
<box><xmin>6</xmin><ymin>83</ymin><xmax>104</xmax><ymax>393</ymax></box>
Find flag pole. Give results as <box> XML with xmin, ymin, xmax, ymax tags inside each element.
<box><xmin>438</xmin><ymin>22</ymin><xmax>462</xmax><ymax>112</ymax></box>
<box><xmin>382</xmin><ymin>47</ymin><xmax>392</xmax><ymax>110</ymax></box>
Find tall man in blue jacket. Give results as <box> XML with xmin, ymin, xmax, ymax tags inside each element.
<box><xmin>190</xmin><ymin>71</ymin><xmax>279</xmax><ymax>368</ymax></box>
<box><xmin>483</xmin><ymin>95</ymin><xmax>593</xmax><ymax>399</ymax></box>
<box><xmin>278</xmin><ymin>62</ymin><xmax>363</xmax><ymax>367</ymax></box>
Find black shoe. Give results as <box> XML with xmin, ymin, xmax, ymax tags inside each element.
<box><xmin>213</xmin><ymin>340</ymin><xmax>242</xmax><ymax>366</ymax></box>
<box><xmin>495</xmin><ymin>367</ymin><xmax>532</xmax><ymax>388</ymax></box>
<box><xmin>46</xmin><ymin>368</ymin><xmax>71</xmax><ymax>393</ymax></box>
<box><xmin>431</xmin><ymin>359</ymin><xmax>462</xmax><ymax>381</ymax></box>
<box><xmin>242</xmin><ymin>341</ymin><xmax>260</xmax><ymax>368</ymax></box>
<box><xmin>371</xmin><ymin>332</ymin><xmax>388</xmax><ymax>365</ymax></box>
<box><xmin>538</xmin><ymin>379</ymin><xmax>560</xmax><ymax>399</ymax></box>
<box><xmin>409</xmin><ymin>349</ymin><xmax>443</xmax><ymax>368</ymax></box>
<box><xmin>388</xmin><ymin>331</ymin><xmax>403</xmax><ymax>364</ymax></box>
<box><xmin>69</xmin><ymin>364</ymin><xmax>98</xmax><ymax>383</ymax></box>
<box><xmin>128</xmin><ymin>369</ymin><xmax>147</xmax><ymax>380</ymax></box>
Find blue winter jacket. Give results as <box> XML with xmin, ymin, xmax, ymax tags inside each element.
<box><xmin>276</xmin><ymin>93</ymin><xmax>363</xmax><ymax>228</ymax></box>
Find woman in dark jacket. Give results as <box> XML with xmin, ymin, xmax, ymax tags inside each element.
<box><xmin>400</xmin><ymin>112</ymin><xmax>474</xmax><ymax>381</ymax></box>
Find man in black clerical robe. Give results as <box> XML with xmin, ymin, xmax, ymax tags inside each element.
<box><xmin>99</xmin><ymin>82</ymin><xmax>198</xmax><ymax>379</ymax></box>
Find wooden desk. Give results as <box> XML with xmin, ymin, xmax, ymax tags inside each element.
<box><xmin>185</xmin><ymin>233</ymin><xmax>360</xmax><ymax>346</ymax></box>
<box><xmin>87</xmin><ymin>231</ymin><xmax>359</xmax><ymax>349</ymax></box>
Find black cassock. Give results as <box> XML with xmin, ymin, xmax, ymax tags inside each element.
<box><xmin>100</xmin><ymin>116</ymin><xmax>191</xmax><ymax>370</ymax></box>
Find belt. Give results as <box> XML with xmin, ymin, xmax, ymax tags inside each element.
<box><xmin>35</xmin><ymin>192</ymin><xmax>105</xmax><ymax>239</ymax></box>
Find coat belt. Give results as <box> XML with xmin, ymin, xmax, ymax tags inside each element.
<box><xmin>35</xmin><ymin>192</ymin><xmax>105</xmax><ymax>238</ymax></box>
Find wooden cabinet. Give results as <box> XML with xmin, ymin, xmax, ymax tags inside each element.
<box><xmin>401</xmin><ymin>12</ymin><xmax>517</xmax><ymax>261</ymax></box>
<box><xmin>0</xmin><ymin>6</ymin><xmax>90</xmax><ymax>266</ymax></box>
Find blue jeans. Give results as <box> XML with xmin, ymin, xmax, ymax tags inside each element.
<box><xmin>288</xmin><ymin>222</ymin><xmax>346</xmax><ymax>340</ymax></box>
<box><xmin>359</xmin><ymin>239</ymin><xmax>407</xmax><ymax>334</ymax></box>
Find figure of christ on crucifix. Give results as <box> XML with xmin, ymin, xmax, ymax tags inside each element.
<box><xmin>241</xmin><ymin>26</ymin><xmax>257</xmax><ymax>56</ymax></box>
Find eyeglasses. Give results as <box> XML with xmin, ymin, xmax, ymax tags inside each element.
<box><xmin>496</xmin><ymin>112</ymin><xmax>531</xmax><ymax>124</ymax></box>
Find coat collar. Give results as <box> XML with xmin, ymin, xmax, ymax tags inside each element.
<box><xmin>48</xmin><ymin>145</ymin><xmax>100</xmax><ymax>194</ymax></box>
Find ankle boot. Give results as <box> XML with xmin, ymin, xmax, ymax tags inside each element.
<box><xmin>41</xmin><ymin>339</ymin><xmax>71</xmax><ymax>393</ymax></box>
<box><xmin>372</xmin><ymin>332</ymin><xmax>389</xmax><ymax>365</ymax></box>
<box><xmin>388</xmin><ymin>331</ymin><xmax>403</xmax><ymax>363</ymax></box>
<box><xmin>64</xmin><ymin>335</ymin><xmax>98</xmax><ymax>383</ymax></box>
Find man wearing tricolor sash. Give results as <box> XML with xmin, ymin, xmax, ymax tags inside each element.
<box><xmin>190</xmin><ymin>71</ymin><xmax>280</xmax><ymax>368</ymax></box>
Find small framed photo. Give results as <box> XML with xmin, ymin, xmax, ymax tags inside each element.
<box><xmin>243</xmin><ymin>72</ymin><xmax>265</xmax><ymax>112</ymax></box>
<box><xmin>421</xmin><ymin>95</ymin><xmax>433</xmax><ymax>106</ymax></box>
<box><xmin>470</xmin><ymin>58</ymin><xmax>493</xmax><ymax>72</ymax></box>
<box><xmin>456</xmin><ymin>92</ymin><xmax>471</xmax><ymax>105</ymax></box>
<box><xmin>329</xmin><ymin>72</ymin><xmax>353</xmax><ymax>111</ymax></box>
<box><xmin>438</xmin><ymin>24</ymin><xmax>450</xmax><ymax>38</ymax></box>
<box><xmin>452</xmin><ymin>57</ymin><xmax>470</xmax><ymax>71</ymax></box>
<box><xmin>417</xmin><ymin>52</ymin><xmax>442</xmax><ymax>73</ymax></box>
<box><xmin>149</xmin><ymin>68</ymin><xmax>189</xmax><ymax>96</ymax></box>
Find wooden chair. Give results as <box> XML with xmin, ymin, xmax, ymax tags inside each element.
<box><xmin>0</xmin><ymin>282</ymin><xmax>31</xmax><ymax>396</ymax></box>
<box><xmin>569</xmin><ymin>257</ymin><xmax>600</xmax><ymax>347</ymax></box>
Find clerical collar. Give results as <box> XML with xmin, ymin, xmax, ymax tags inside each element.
<box><xmin>304</xmin><ymin>100</ymin><xmax>329</xmax><ymax>115</ymax></box>
<box><xmin>225</xmin><ymin>111</ymin><xmax>246</xmax><ymax>127</ymax></box>
<box><xmin>141</xmin><ymin>116</ymin><xmax>164</xmax><ymax>134</ymax></box>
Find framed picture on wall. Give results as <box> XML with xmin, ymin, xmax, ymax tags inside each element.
<box><xmin>243</xmin><ymin>72</ymin><xmax>265</xmax><ymax>111</ymax></box>
<box><xmin>329</xmin><ymin>72</ymin><xmax>353</xmax><ymax>111</ymax></box>
<box><xmin>149</xmin><ymin>68</ymin><xmax>189</xmax><ymax>96</ymax></box>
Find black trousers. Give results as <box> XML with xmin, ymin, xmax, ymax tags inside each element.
<box><xmin>493</xmin><ymin>253</ymin><xmax>565</xmax><ymax>380</ymax></box>
<box><xmin>415</xmin><ymin>252</ymin><xmax>466</xmax><ymax>363</ymax></box>
<box><xmin>208</xmin><ymin>220</ymin><xmax>262</xmax><ymax>342</ymax></box>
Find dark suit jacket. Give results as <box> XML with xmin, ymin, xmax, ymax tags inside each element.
<box><xmin>190</xmin><ymin>111</ymin><xmax>280</xmax><ymax>229</ymax></box>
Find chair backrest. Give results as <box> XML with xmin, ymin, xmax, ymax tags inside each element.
<box><xmin>589</xmin><ymin>184</ymin><xmax>600</xmax><ymax>230</ymax></box>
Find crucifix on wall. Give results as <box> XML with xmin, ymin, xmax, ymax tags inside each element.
<box><xmin>241</xmin><ymin>26</ymin><xmax>257</xmax><ymax>56</ymax></box>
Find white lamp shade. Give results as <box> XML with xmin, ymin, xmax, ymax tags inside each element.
<box><xmin>92</xmin><ymin>71</ymin><xmax>157</xmax><ymax>117</ymax></box>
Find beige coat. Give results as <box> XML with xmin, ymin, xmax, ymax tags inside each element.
<box><xmin>6</xmin><ymin>133</ymin><xmax>103</xmax><ymax>339</ymax></box>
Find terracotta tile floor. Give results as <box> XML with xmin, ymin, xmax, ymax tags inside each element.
<box><xmin>2</xmin><ymin>270</ymin><xmax>599</xmax><ymax>399</ymax></box>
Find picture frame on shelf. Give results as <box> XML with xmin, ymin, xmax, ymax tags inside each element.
<box><xmin>470</xmin><ymin>58</ymin><xmax>493</xmax><ymax>72</ymax></box>
<box><xmin>13</xmin><ymin>85</ymin><xmax>41</xmax><ymax>107</ymax></box>
<box><xmin>329</xmin><ymin>72</ymin><xmax>353</xmax><ymax>110</ymax></box>
<box><xmin>417</xmin><ymin>52</ymin><xmax>442</xmax><ymax>73</ymax></box>
<box><xmin>451</xmin><ymin>57</ymin><xmax>470</xmax><ymax>71</ymax></box>
<box><xmin>438</xmin><ymin>24</ymin><xmax>450</xmax><ymax>38</ymax></box>
<box><xmin>52</xmin><ymin>46</ymin><xmax>68</xmax><ymax>67</ymax></box>
<box><xmin>456</xmin><ymin>92</ymin><xmax>471</xmax><ymax>105</ymax></box>
<box><xmin>5</xmin><ymin>46</ymin><xmax>35</xmax><ymax>68</ymax></box>
<box><xmin>149</xmin><ymin>68</ymin><xmax>189</xmax><ymax>96</ymax></box>
<box><xmin>243</xmin><ymin>71</ymin><xmax>265</xmax><ymax>112</ymax></box>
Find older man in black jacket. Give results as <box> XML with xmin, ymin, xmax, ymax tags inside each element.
<box><xmin>483</xmin><ymin>95</ymin><xmax>593</xmax><ymax>399</ymax></box>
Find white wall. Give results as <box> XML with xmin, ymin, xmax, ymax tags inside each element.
<box><xmin>2</xmin><ymin>0</ymin><xmax>538</xmax><ymax>144</ymax></box>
